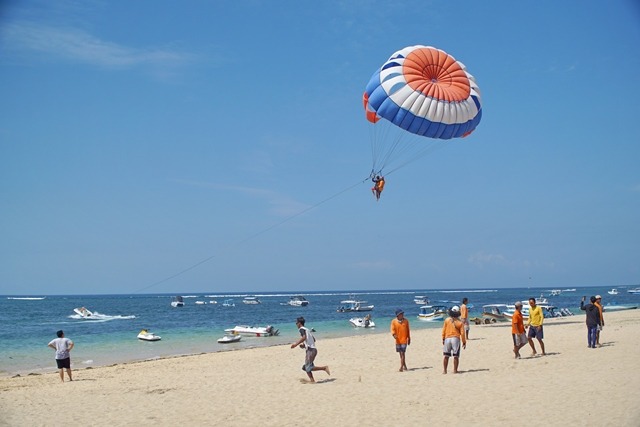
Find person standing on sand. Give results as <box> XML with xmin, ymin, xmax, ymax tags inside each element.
<box><xmin>580</xmin><ymin>296</ymin><xmax>602</xmax><ymax>349</ymax></box>
<box><xmin>390</xmin><ymin>308</ymin><xmax>411</xmax><ymax>371</ymax></box>
<box><xmin>526</xmin><ymin>297</ymin><xmax>546</xmax><ymax>356</ymax></box>
<box><xmin>460</xmin><ymin>297</ymin><xmax>470</xmax><ymax>339</ymax></box>
<box><xmin>48</xmin><ymin>330</ymin><xmax>74</xmax><ymax>382</ymax></box>
<box><xmin>290</xmin><ymin>317</ymin><xmax>330</xmax><ymax>383</ymax></box>
<box><xmin>594</xmin><ymin>295</ymin><xmax>604</xmax><ymax>347</ymax></box>
<box><xmin>511</xmin><ymin>302</ymin><xmax>527</xmax><ymax>358</ymax></box>
<box><xmin>442</xmin><ymin>306</ymin><xmax>466</xmax><ymax>374</ymax></box>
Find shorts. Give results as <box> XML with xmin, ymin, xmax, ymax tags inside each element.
<box><xmin>56</xmin><ymin>357</ymin><xmax>71</xmax><ymax>369</ymax></box>
<box><xmin>527</xmin><ymin>325</ymin><xmax>544</xmax><ymax>339</ymax></box>
<box><xmin>443</xmin><ymin>337</ymin><xmax>461</xmax><ymax>357</ymax></box>
<box><xmin>512</xmin><ymin>333</ymin><xmax>527</xmax><ymax>346</ymax></box>
<box><xmin>395</xmin><ymin>344</ymin><xmax>407</xmax><ymax>353</ymax></box>
<box><xmin>302</xmin><ymin>347</ymin><xmax>317</xmax><ymax>373</ymax></box>
<box><xmin>461</xmin><ymin>318</ymin><xmax>470</xmax><ymax>331</ymax></box>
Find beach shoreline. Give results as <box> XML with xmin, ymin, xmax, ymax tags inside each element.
<box><xmin>2</xmin><ymin>309</ymin><xmax>639</xmax><ymax>426</ymax></box>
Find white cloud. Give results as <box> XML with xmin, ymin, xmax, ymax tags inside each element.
<box><xmin>2</xmin><ymin>21</ymin><xmax>193</xmax><ymax>69</ymax></box>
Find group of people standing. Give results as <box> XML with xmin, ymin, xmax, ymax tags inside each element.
<box><xmin>511</xmin><ymin>297</ymin><xmax>546</xmax><ymax>358</ymax></box>
<box><xmin>390</xmin><ymin>298</ymin><xmax>471</xmax><ymax>374</ymax></box>
<box><xmin>580</xmin><ymin>295</ymin><xmax>605</xmax><ymax>348</ymax></box>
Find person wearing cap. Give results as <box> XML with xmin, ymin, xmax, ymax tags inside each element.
<box><xmin>526</xmin><ymin>297</ymin><xmax>546</xmax><ymax>356</ymax></box>
<box><xmin>442</xmin><ymin>306</ymin><xmax>466</xmax><ymax>374</ymax></box>
<box><xmin>290</xmin><ymin>317</ymin><xmax>330</xmax><ymax>382</ymax></box>
<box><xmin>580</xmin><ymin>296</ymin><xmax>602</xmax><ymax>348</ymax></box>
<box><xmin>511</xmin><ymin>302</ymin><xmax>527</xmax><ymax>359</ymax></box>
<box><xmin>390</xmin><ymin>308</ymin><xmax>410</xmax><ymax>372</ymax></box>
<box><xmin>594</xmin><ymin>295</ymin><xmax>604</xmax><ymax>347</ymax></box>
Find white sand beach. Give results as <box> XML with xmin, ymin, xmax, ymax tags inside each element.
<box><xmin>1</xmin><ymin>310</ymin><xmax>639</xmax><ymax>426</ymax></box>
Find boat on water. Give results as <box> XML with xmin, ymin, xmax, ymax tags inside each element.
<box><xmin>7</xmin><ymin>296</ymin><xmax>46</xmax><ymax>300</ymax></box>
<box><xmin>413</xmin><ymin>295</ymin><xmax>429</xmax><ymax>305</ymax></box>
<box><xmin>336</xmin><ymin>297</ymin><xmax>374</xmax><ymax>312</ymax></box>
<box><xmin>550</xmin><ymin>289</ymin><xmax>562</xmax><ymax>296</ymax></box>
<box><xmin>608</xmin><ymin>288</ymin><xmax>619</xmax><ymax>295</ymax></box>
<box><xmin>242</xmin><ymin>296</ymin><xmax>261</xmax><ymax>305</ymax></box>
<box><xmin>73</xmin><ymin>307</ymin><xmax>94</xmax><ymax>318</ymax></box>
<box><xmin>417</xmin><ymin>305</ymin><xmax>448</xmax><ymax>321</ymax></box>
<box><xmin>195</xmin><ymin>301</ymin><xmax>207</xmax><ymax>305</ymax></box>
<box><xmin>503</xmin><ymin>302</ymin><xmax>571</xmax><ymax>321</ymax></box>
<box><xmin>285</xmin><ymin>296</ymin><xmax>309</xmax><ymax>307</ymax></box>
<box><xmin>224</xmin><ymin>325</ymin><xmax>279</xmax><ymax>337</ymax></box>
<box><xmin>217</xmin><ymin>334</ymin><xmax>242</xmax><ymax>344</ymax></box>
<box><xmin>222</xmin><ymin>299</ymin><xmax>235</xmax><ymax>307</ymax></box>
<box><xmin>171</xmin><ymin>296</ymin><xmax>184</xmax><ymax>307</ymax></box>
<box><xmin>627</xmin><ymin>288</ymin><xmax>640</xmax><ymax>295</ymax></box>
<box><xmin>137</xmin><ymin>329</ymin><xmax>161</xmax><ymax>341</ymax></box>
<box><xmin>603</xmin><ymin>304</ymin><xmax>638</xmax><ymax>312</ymax></box>
<box><xmin>349</xmin><ymin>315</ymin><xmax>375</xmax><ymax>328</ymax></box>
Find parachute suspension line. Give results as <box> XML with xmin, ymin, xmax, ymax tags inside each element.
<box><xmin>383</xmin><ymin>140</ymin><xmax>451</xmax><ymax>176</ymax></box>
<box><xmin>132</xmin><ymin>178</ymin><xmax>367</xmax><ymax>294</ymax></box>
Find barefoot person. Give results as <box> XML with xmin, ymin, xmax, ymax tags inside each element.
<box><xmin>442</xmin><ymin>306</ymin><xmax>466</xmax><ymax>374</ymax></box>
<box><xmin>390</xmin><ymin>308</ymin><xmax>411</xmax><ymax>371</ymax></box>
<box><xmin>511</xmin><ymin>302</ymin><xmax>527</xmax><ymax>358</ymax></box>
<box><xmin>290</xmin><ymin>317</ymin><xmax>330</xmax><ymax>382</ymax></box>
<box><xmin>47</xmin><ymin>330</ymin><xmax>74</xmax><ymax>382</ymax></box>
<box><xmin>526</xmin><ymin>297</ymin><xmax>546</xmax><ymax>356</ymax></box>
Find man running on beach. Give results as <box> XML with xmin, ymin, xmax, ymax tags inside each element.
<box><xmin>290</xmin><ymin>317</ymin><xmax>330</xmax><ymax>383</ymax></box>
<box><xmin>511</xmin><ymin>302</ymin><xmax>527</xmax><ymax>358</ymax></box>
<box><xmin>390</xmin><ymin>308</ymin><xmax>410</xmax><ymax>372</ymax></box>
<box><xmin>526</xmin><ymin>297</ymin><xmax>546</xmax><ymax>356</ymax></box>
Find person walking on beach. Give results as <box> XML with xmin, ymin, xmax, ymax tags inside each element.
<box><xmin>48</xmin><ymin>330</ymin><xmax>74</xmax><ymax>382</ymax></box>
<box><xmin>390</xmin><ymin>308</ymin><xmax>410</xmax><ymax>372</ymax></box>
<box><xmin>580</xmin><ymin>296</ymin><xmax>602</xmax><ymax>349</ymax></box>
<box><xmin>511</xmin><ymin>302</ymin><xmax>527</xmax><ymax>358</ymax></box>
<box><xmin>526</xmin><ymin>297</ymin><xmax>546</xmax><ymax>356</ymax></box>
<box><xmin>442</xmin><ymin>306</ymin><xmax>466</xmax><ymax>374</ymax></box>
<box><xmin>460</xmin><ymin>297</ymin><xmax>470</xmax><ymax>339</ymax></box>
<box><xmin>594</xmin><ymin>295</ymin><xmax>604</xmax><ymax>347</ymax></box>
<box><xmin>290</xmin><ymin>317</ymin><xmax>330</xmax><ymax>383</ymax></box>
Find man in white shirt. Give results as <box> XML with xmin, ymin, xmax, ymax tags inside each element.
<box><xmin>290</xmin><ymin>317</ymin><xmax>330</xmax><ymax>383</ymax></box>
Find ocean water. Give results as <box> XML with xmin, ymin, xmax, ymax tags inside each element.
<box><xmin>1</xmin><ymin>286</ymin><xmax>637</xmax><ymax>376</ymax></box>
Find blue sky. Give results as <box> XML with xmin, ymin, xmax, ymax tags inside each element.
<box><xmin>1</xmin><ymin>1</ymin><xmax>639</xmax><ymax>295</ymax></box>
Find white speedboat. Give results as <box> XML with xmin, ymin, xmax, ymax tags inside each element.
<box><xmin>417</xmin><ymin>305</ymin><xmax>447</xmax><ymax>321</ymax></box>
<box><xmin>286</xmin><ymin>296</ymin><xmax>309</xmax><ymax>307</ymax></box>
<box><xmin>627</xmin><ymin>288</ymin><xmax>640</xmax><ymax>294</ymax></box>
<box><xmin>217</xmin><ymin>334</ymin><xmax>242</xmax><ymax>344</ymax></box>
<box><xmin>608</xmin><ymin>288</ymin><xmax>618</xmax><ymax>295</ymax></box>
<box><xmin>550</xmin><ymin>289</ymin><xmax>562</xmax><ymax>296</ymax></box>
<box><xmin>413</xmin><ymin>295</ymin><xmax>429</xmax><ymax>305</ymax></box>
<box><xmin>349</xmin><ymin>315</ymin><xmax>375</xmax><ymax>328</ymax></box>
<box><xmin>171</xmin><ymin>296</ymin><xmax>184</xmax><ymax>307</ymax></box>
<box><xmin>224</xmin><ymin>325</ymin><xmax>279</xmax><ymax>337</ymax></box>
<box><xmin>336</xmin><ymin>299</ymin><xmax>374</xmax><ymax>312</ymax></box>
<box><xmin>73</xmin><ymin>307</ymin><xmax>94</xmax><ymax>318</ymax></box>
<box><xmin>603</xmin><ymin>304</ymin><xmax>638</xmax><ymax>312</ymax></box>
<box><xmin>242</xmin><ymin>296</ymin><xmax>261</xmax><ymax>305</ymax></box>
<box><xmin>222</xmin><ymin>299</ymin><xmax>235</xmax><ymax>307</ymax></box>
<box><xmin>137</xmin><ymin>329</ymin><xmax>161</xmax><ymax>341</ymax></box>
<box><xmin>195</xmin><ymin>301</ymin><xmax>206</xmax><ymax>305</ymax></box>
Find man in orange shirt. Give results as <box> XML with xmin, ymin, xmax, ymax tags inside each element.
<box><xmin>390</xmin><ymin>308</ymin><xmax>410</xmax><ymax>372</ymax></box>
<box><xmin>460</xmin><ymin>297</ymin><xmax>470</xmax><ymax>339</ymax></box>
<box><xmin>442</xmin><ymin>306</ymin><xmax>466</xmax><ymax>374</ymax></box>
<box><xmin>511</xmin><ymin>302</ymin><xmax>527</xmax><ymax>359</ymax></box>
<box><xmin>594</xmin><ymin>295</ymin><xmax>604</xmax><ymax>347</ymax></box>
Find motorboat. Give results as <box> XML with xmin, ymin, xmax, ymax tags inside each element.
<box><xmin>550</xmin><ymin>289</ymin><xmax>562</xmax><ymax>296</ymax></box>
<box><xmin>222</xmin><ymin>299</ymin><xmax>235</xmax><ymax>307</ymax></box>
<box><xmin>73</xmin><ymin>307</ymin><xmax>94</xmax><ymax>318</ymax></box>
<box><xmin>209</xmin><ymin>300</ymin><xmax>218</xmax><ymax>304</ymax></box>
<box><xmin>286</xmin><ymin>296</ymin><xmax>309</xmax><ymax>307</ymax></box>
<box><xmin>417</xmin><ymin>305</ymin><xmax>447</xmax><ymax>321</ymax></box>
<box><xmin>413</xmin><ymin>295</ymin><xmax>429</xmax><ymax>305</ymax></box>
<box><xmin>627</xmin><ymin>288</ymin><xmax>640</xmax><ymax>295</ymax></box>
<box><xmin>608</xmin><ymin>288</ymin><xmax>619</xmax><ymax>295</ymax></box>
<box><xmin>217</xmin><ymin>334</ymin><xmax>242</xmax><ymax>344</ymax></box>
<box><xmin>242</xmin><ymin>296</ymin><xmax>261</xmax><ymax>305</ymax></box>
<box><xmin>336</xmin><ymin>298</ymin><xmax>374</xmax><ymax>312</ymax></box>
<box><xmin>224</xmin><ymin>325</ymin><xmax>279</xmax><ymax>337</ymax></box>
<box><xmin>480</xmin><ymin>304</ymin><xmax>509</xmax><ymax>322</ymax></box>
<box><xmin>137</xmin><ymin>329</ymin><xmax>161</xmax><ymax>341</ymax></box>
<box><xmin>349</xmin><ymin>315</ymin><xmax>375</xmax><ymax>328</ymax></box>
<box><xmin>503</xmin><ymin>302</ymin><xmax>568</xmax><ymax>321</ymax></box>
<box><xmin>171</xmin><ymin>296</ymin><xmax>184</xmax><ymax>307</ymax></box>
<box><xmin>195</xmin><ymin>301</ymin><xmax>206</xmax><ymax>305</ymax></box>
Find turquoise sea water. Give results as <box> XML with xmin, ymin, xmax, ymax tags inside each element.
<box><xmin>1</xmin><ymin>286</ymin><xmax>637</xmax><ymax>376</ymax></box>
